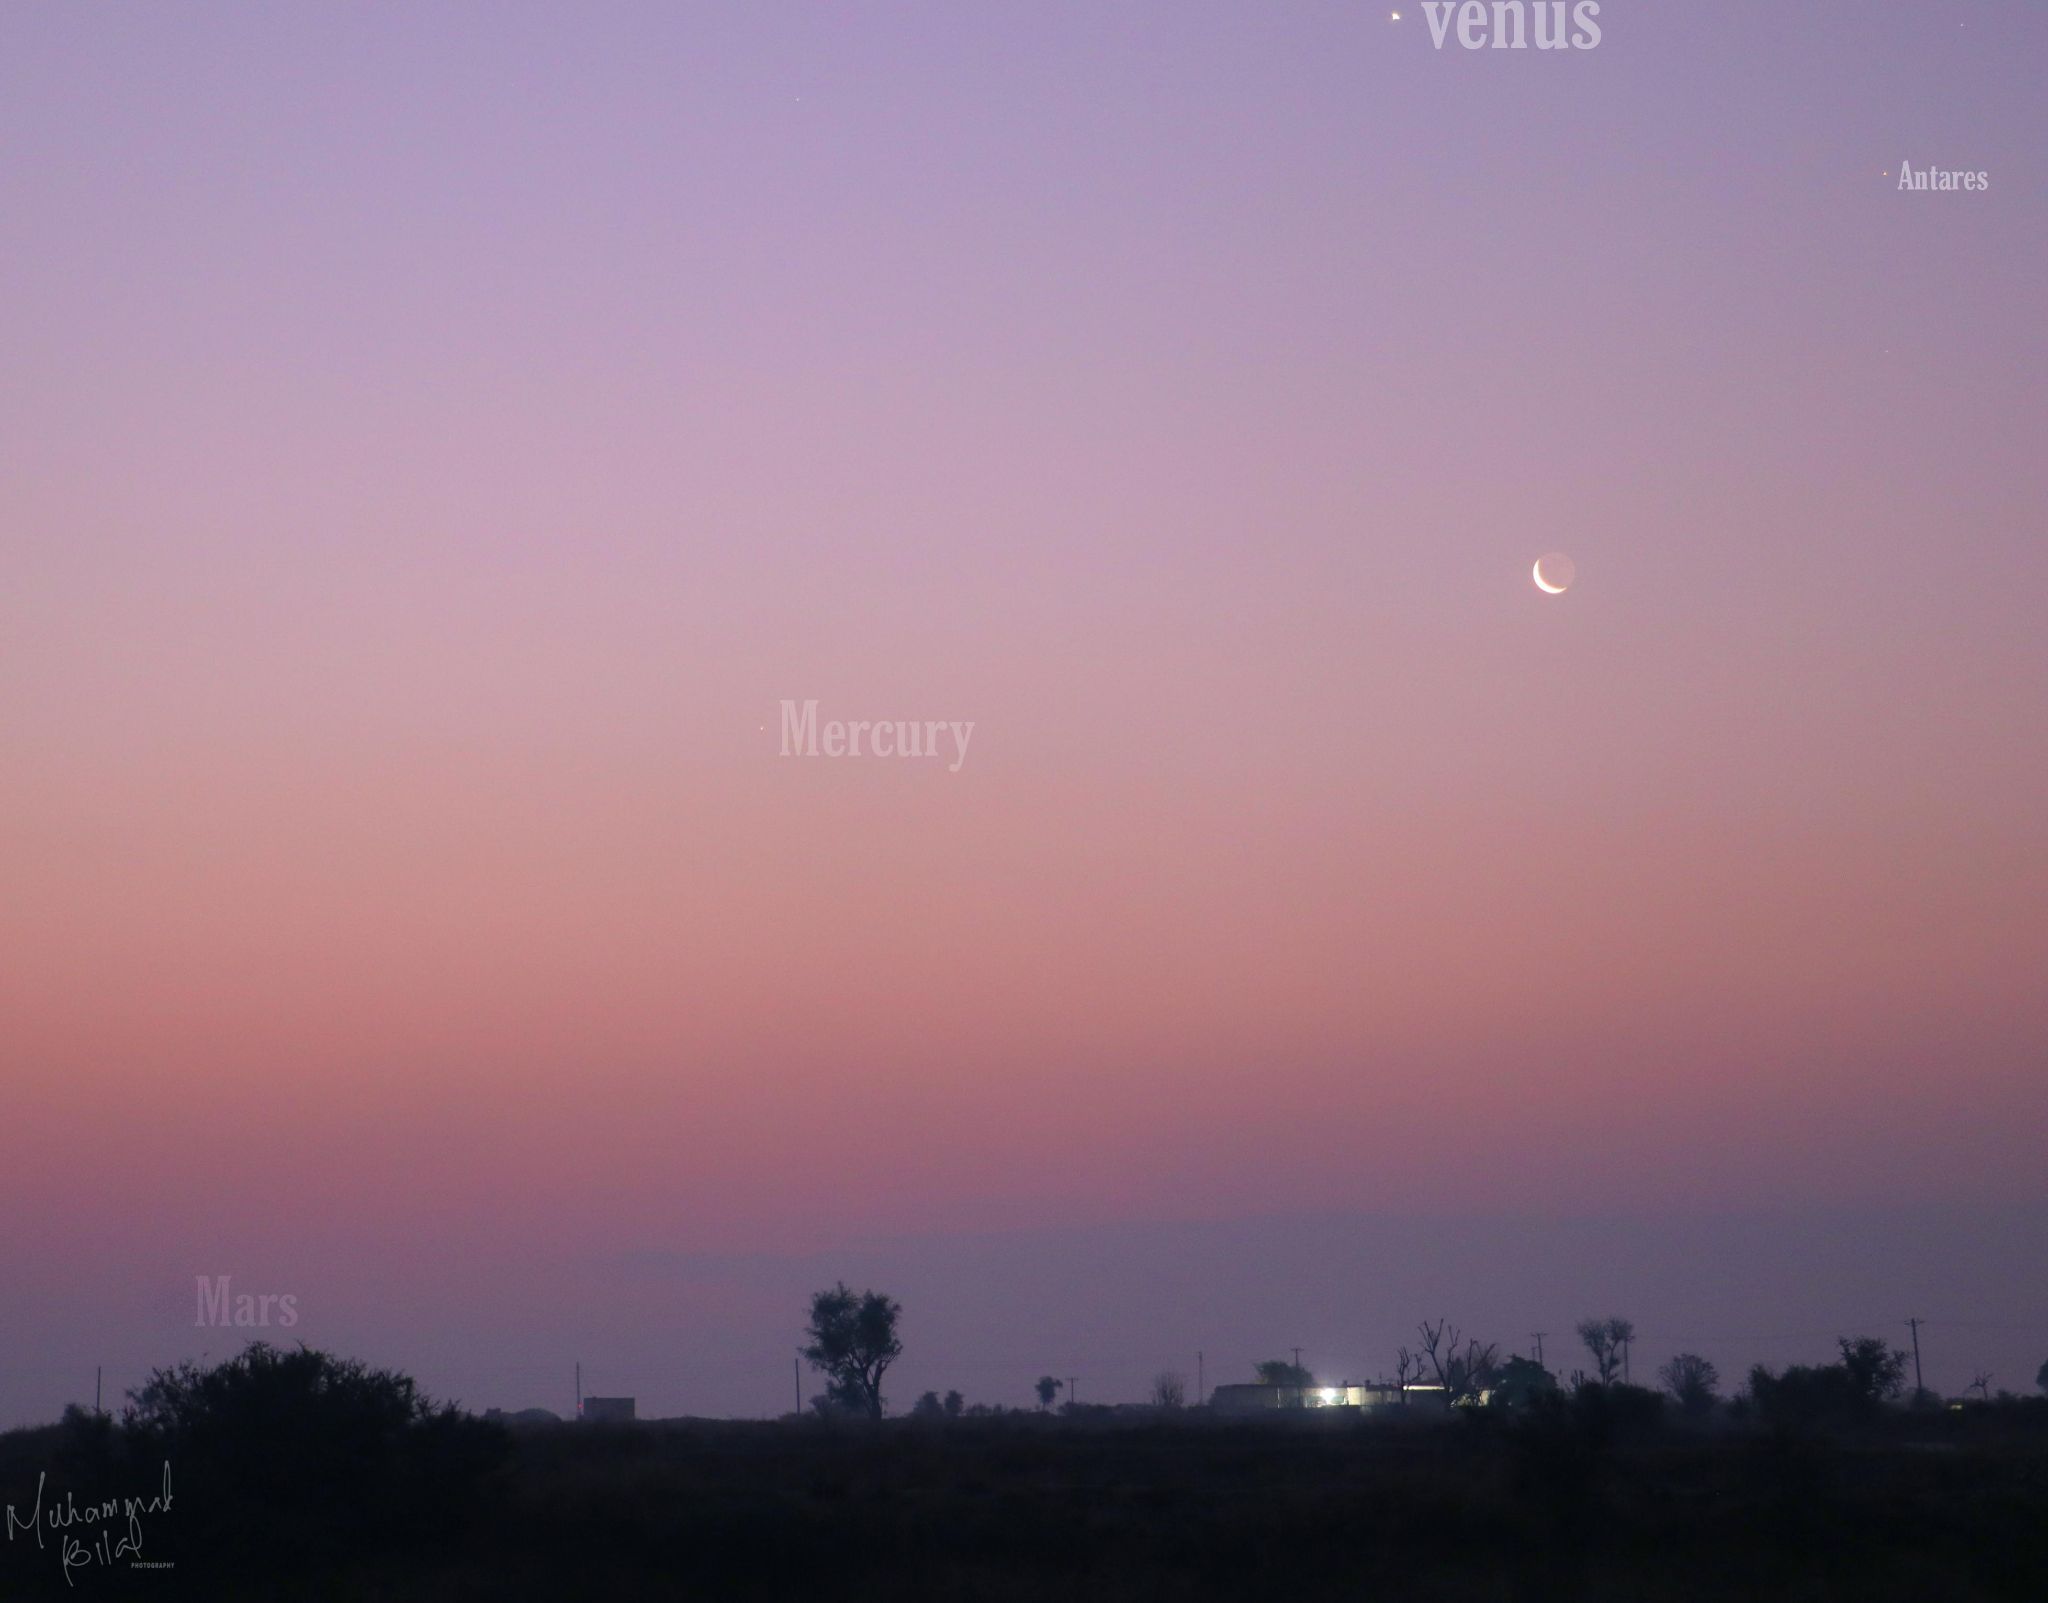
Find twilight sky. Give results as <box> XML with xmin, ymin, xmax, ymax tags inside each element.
<box><xmin>2</xmin><ymin>1</ymin><xmax>2044</xmax><ymax>1424</ymax></box>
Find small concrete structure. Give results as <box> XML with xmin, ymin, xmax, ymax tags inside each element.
<box><xmin>1209</xmin><ymin>1383</ymin><xmax>1410</xmax><ymax>1413</ymax></box>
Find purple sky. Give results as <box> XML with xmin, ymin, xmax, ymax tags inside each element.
<box><xmin>2</xmin><ymin>1</ymin><xmax>2044</xmax><ymax>1424</ymax></box>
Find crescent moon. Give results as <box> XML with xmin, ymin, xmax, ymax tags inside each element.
<box><xmin>1533</xmin><ymin>559</ymin><xmax>1566</xmax><ymax>595</ymax></box>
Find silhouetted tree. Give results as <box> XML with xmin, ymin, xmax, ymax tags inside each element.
<box><xmin>1035</xmin><ymin>1375</ymin><xmax>1063</xmax><ymax>1410</ymax></box>
<box><xmin>911</xmin><ymin>1390</ymin><xmax>945</xmax><ymax>1419</ymax></box>
<box><xmin>1658</xmin><ymin>1352</ymin><xmax>1720</xmax><ymax>1416</ymax></box>
<box><xmin>47</xmin><ymin>1402</ymin><xmax>124</xmax><ymax>1495</ymax></box>
<box><xmin>1418</xmin><ymin>1321</ymin><xmax>1459</xmax><ymax>1388</ymax></box>
<box><xmin>1568</xmin><ymin>1376</ymin><xmax>1666</xmax><ymax>1442</ymax></box>
<box><xmin>1749</xmin><ymin>1337</ymin><xmax>1907</xmax><ymax>1430</ymax></box>
<box><xmin>1969</xmin><ymin>1371</ymin><xmax>1994</xmax><ymax>1403</ymax></box>
<box><xmin>1255</xmin><ymin>1359</ymin><xmax>1314</xmax><ymax>1388</ymax></box>
<box><xmin>2037</xmin><ymin>1358</ymin><xmax>2048</xmax><ymax>1394</ymax></box>
<box><xmin>944</xmin><ymin>1389</ymin><xmax>964</xmax><ymax>1417</ymax></box>
<box><xmin>1837</xmin><ymin>1336</ymin><xmax>1909</xmax><ymax>1407</ymax></box>
<box><xmin>1576</xmin><ymin>1317</ymin><xmax>1633</xmax><ymax>1386</ymax></box>
<box><xmin>802</xmin><ymin>1283</ymin><xmax>902</xmax><ymax>1420</ymax></box>
<box><xmin>1151</xmin><ymin>1371</ymin><xmax>1187</xmax><ymax>1409</ymax></box>
<box><xmin>1417</xmin><ymin>1321</ymin><xmax>1498</xmax><ymax>1404</ymax></box>
<box><xmin>123</xmin><ymin>1341</ymin><xmax>504</xmax><ymax>1567</ymax></box>
<box><xmin>127</xmin><ymin>1342</ymin><xmax>431</xmax><ymax>1440</ymax></box>
<box><xmin>1491</xmin><ymin>1355</ymin><xmax>1560</xmax><ymax>1409</ymax></box>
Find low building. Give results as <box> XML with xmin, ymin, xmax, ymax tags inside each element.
<box><xmin>1209</xmin><ymin>1383</ymin><xmax>1408</xmax><ymax>1413</ymax></box>
<box><xmin>1210</xmin><ymin>1383</ymin><xmax>1292</xmax><ymax>1412</ymax></box>
<box><xmin>580</xmin><ymin>1395</ymin><xmax>636</xmax><ymax>1423</ymax></box>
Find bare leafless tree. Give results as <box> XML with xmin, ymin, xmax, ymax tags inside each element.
<box><xmin>1151</xmin><ymin>1371</ymin><xmax>1188</xmax><ymax>1409</ymax></box>
<box><xmin>1416</xmin><ymin>1321</ymin><xmax>1499</xmax><ymax>1404</ymax></box>
<box><xmin>1658</xmin><ymin>1352</ymin><xmax>1721</xmax><ymax>1416</ymax></box>
<box><xmin>1576</xmin><ymin>1317</ymin><xmax>1632</xmax><ymax>1386</ymax></box>
<box><xmin>1453</xmin><ymin>1339</ymin><xmax>1501</xmax><ymax>1402</ymax></box>
<box><xmin>1418</xmin><ymin>1319</ymin><xmax>1461</xmax><ymax>1391</ymax></box>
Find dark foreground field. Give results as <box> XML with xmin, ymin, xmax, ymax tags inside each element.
<box><xmin>6</xmin><ymin>1400</ymin><xmax>2048</xmax><ymax>1602</ymax></box>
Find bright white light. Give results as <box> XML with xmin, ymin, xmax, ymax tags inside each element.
<box><xmin>1319</xmin><ymin>1388</ymin><xmax>1343</xmax><ymax>1404</ymax></box>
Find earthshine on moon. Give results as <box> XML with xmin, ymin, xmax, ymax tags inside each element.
<box><xmin>1533</xmin><ymin>553</ymin><xmax>1575</xmax><ymax>594</ymax></box>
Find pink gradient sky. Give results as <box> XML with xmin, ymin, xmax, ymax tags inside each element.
<box><xmin>3</xmin><ymin>2</ymin><xmax>2044</xmax><ymax>1421</ymax></box>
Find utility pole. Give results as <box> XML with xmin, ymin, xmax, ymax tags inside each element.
<box><xmin>1531</xmin><ymin>1333</ymin><xmax>1547</xmax><ymax>1368</ymax></box>
<box><xmin>1066</xmin><ymin>1376</ymin><xmax>1077</xmax><ymax>1409</ymax></box>
<box><xmin>1906</xmin><ymin>1318</ymin><xmax>1925</xmax><ymax>1396</ymax></box>
<box><xmin>1292</xmin><ymin>1346</ymin><xmax>1303</xmax><ymax>1376</ymax></box>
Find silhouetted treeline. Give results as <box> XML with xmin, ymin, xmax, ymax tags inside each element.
<box><xmin>0</xmin><ymin>1344</ymin><xmax>506</xmax><ymax>1599</ymax></box>
<box><xmin>4</xmin><ymin>1342</ymin><xmax>2048</xmax><ymax>1600</ymax></box>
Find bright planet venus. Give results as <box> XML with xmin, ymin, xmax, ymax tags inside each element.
<box><xmin>1533</xmin><ymin>553</ymin><xmax>1576</xmax><ymax>594</ymax></box>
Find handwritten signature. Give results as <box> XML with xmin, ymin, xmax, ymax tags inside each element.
<box><xmin>5</xmin><ymin>1462</ymin><xmax>173</xmax><ymax>1586</ymax></box>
